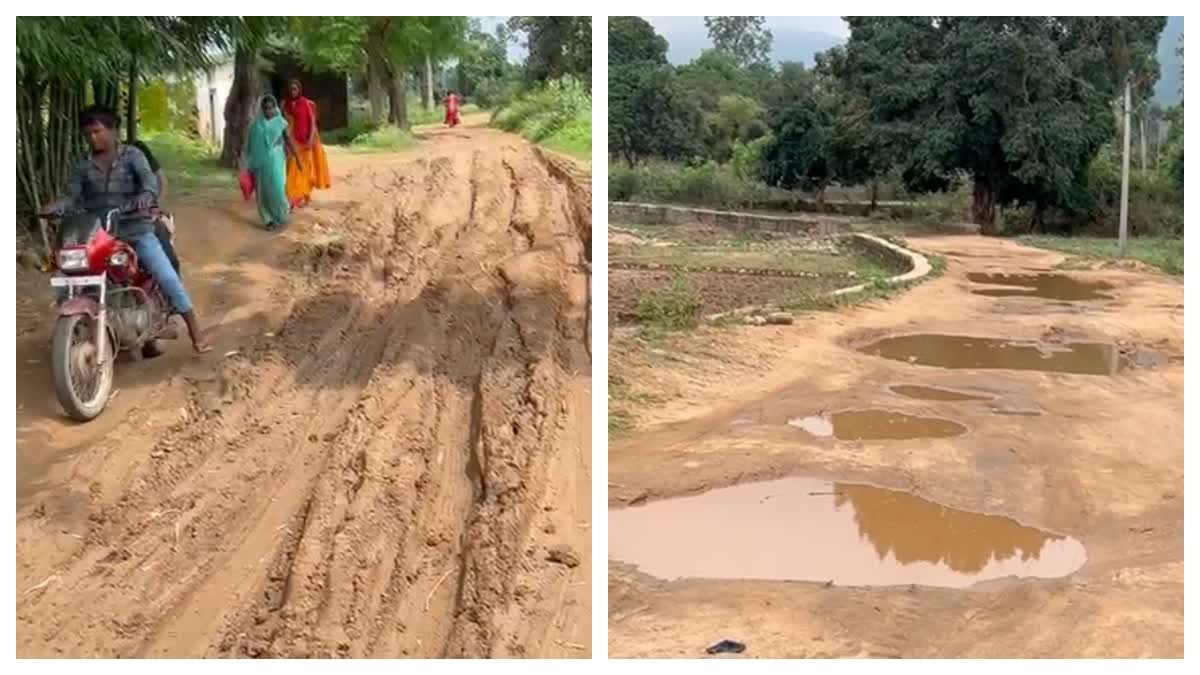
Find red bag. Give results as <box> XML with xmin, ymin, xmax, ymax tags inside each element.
<box><xmin>239</xmin><ymin>169</ymin><xmax>256</xmax><ymax>201</ymax></box>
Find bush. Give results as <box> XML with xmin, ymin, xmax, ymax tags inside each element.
<box><xmin>608</xmin><ymin>160</ymin><xmax>771</xmax><ymax>208</ymax></box>
<box><xmin>322</xmin><ymin>119</ymin><xmax>379</xmax><ymax>146</ymax></box>
<box><xmin>637</xmin><ymin>275</ymin><xmax>702</xmax><ymax>331</ymax></box>
<box><xmin>491</xmin><ymin>77</ymin><xmax>591</xmax><ymax>153</ymax></box>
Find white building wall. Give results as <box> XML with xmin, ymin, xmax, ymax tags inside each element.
<box><xmin>195</xmin><ymin>61</ymin><xmax>235</xmax><ymax>148</ymax></box>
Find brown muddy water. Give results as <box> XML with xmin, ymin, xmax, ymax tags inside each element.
<box><xmin>787</xmin><ymin>409</ymin><xmax>967</xmax><ymax>440</ymax></box>
<box><xmin>859</xmin><ymin>334</ymin><xmax>1122</xmax><ymax>376</ymax></box>
<box><xmin>609</xmin><ymin>477</ymin><xmax>1087</xmax><ymax>588</ymax></box>
<box><xmin>966</xmin><ymin>273</ymin><xmax>1113</xmax><ymax>300</ymax></box>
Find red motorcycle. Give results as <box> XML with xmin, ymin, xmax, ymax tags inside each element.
<box><xmin>46</xmin><ymin>207</ymin><xmax>177</xmax><ymax>421</ymax></box>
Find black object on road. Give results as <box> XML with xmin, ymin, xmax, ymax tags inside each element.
<box><xmin>706</xmin><ymin>639</ymin><xmax>746</xmax><ymax>655</ymax></box>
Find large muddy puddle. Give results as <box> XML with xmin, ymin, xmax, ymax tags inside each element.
<box><xmin>609</xmin><ymin>477</ymin><xmax>1087</xmax><ymax>588</ymax></box>
<box><xmin>966</xmin><ymin>273</ymin><xmax>1113</xmax><ymax>300</ymax></box>
<box><xmin>787</xmin><ymin>409</ymin><xmax>966</xmax><ymax>440</ymax></box>
<box><xmin>860</xmin><ymin>334</ymin><xmax>1122</xmax><ymax>375</ymax></box>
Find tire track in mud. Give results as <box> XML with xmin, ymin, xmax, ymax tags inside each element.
<box><xmin>15</xmin><ymin>136</ymin><xmax>591</xmax><ymax>658</ymax></box>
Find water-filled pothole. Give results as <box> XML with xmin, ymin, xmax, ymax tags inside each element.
<box><xmin>608</xmin><ymin>477</ymin><xmax>1087</xmax><ymax>587</ymax></box>
<box><xmin>787</xmin><ymin>409</ymin><xmax>966</xmax><ymax>440</ymax></box>
<box><xmin>860</xmin><ymin>334</ymin><xmax>1122</xmax><ymax>376</ymax></box>
<box><xmin>889</xmin><ymin>384</ymin><xmax>992</xmax><ymax>402</ymax></box>
<box><xmin>967</xmin><ymin>272</ymin><xmax>1113</xmax><ymax>300</ymax></box>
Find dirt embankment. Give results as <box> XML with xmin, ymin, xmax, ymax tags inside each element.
<box><xmin>16</xmin><ymin>126</ymin><xmax>592</xmax><ymax>658</ymax></box>
<box><xmin>608</xmin><ymin>235</ymin><xmax>1182</xmax><ymax>658</ymax></box>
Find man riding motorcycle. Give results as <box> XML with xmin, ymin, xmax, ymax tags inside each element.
<box><xmin>47</xmin><ymin>105</ymin><xmax>210</xmax><ymax>354</ymax></box>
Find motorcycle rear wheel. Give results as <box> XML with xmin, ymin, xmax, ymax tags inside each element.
<box><xmin>51</xmin><ymin>314</ymin><xmax>114</xmax><ymax>421</ymax></box>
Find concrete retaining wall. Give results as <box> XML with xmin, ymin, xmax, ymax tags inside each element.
<box><xmin>608</xmin><ymin>202</ymin><xmax>840</xmax><ymax>235</ymax></box>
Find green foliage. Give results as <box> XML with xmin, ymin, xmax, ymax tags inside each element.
<box><xmin>609</xmin><ymin>64</ymin><xmax>702</xmax><ymax>165</ymax></box>
<box><xmin>835</xmin><ymin>17</ymin><xmax>1167</xmax><ymax>229</ymax></box>
<box><xmin>704</xmin><ymin>16</ymin><xmax>773</xmax><ymax>68</ymax></box>
<box><xmin>541</xmin><ymin>113</ymin><xmax>591</xmax><ymax>159</ymax></box>
<box><xmin>637</xmin><ymin>275</ymin><xmax>703</xmax><ymax>331</ymax></box>
<box><xmin>139</xmin><ymin>130</ymin><xmax>228</xmax><ymax>197</ymax></box>
<box><xmin>609</xmin><ymin>16</ymin><xmax>669</xmax><ymax>68</ymax></box>
<box><xmin>491</xmin><ymin>77</ymin><xmax>591</xmax><ymax>154</ymax></box>
<box><xmin>731</xmin><ymin>135</ymin><xmax>772</xmax><ymax>181</ymax></box>
<box><xmin>609</xmin><ymin>161</ymin><xmax>770</xmax><ymax>207</ymax></box>
<box><xmin>456</xmin><ymin>21</ymin><xmax>518</xmax><ymax>108</ymax></box>
<box><xmin>508</xmin><ymin>17</ymin><xmax>591</xmax><ymax>82</ymax></box>
<box><xmin>676</xmin><ymin>50</ymin><xmax>756</xmax><ymax>112</ymax></box>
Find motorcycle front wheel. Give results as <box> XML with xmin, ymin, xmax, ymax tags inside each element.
<box><xmin>51</xmin><ymin>314</ymin><xmax>114</xmax><ymax>421</ymax></box>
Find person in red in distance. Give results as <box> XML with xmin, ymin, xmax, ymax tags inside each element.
<box><xmin>443</xmin><ymin>90</ymin><xmax>462</xmax><ymax>127</ymax></box>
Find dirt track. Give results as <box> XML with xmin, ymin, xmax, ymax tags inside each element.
<box><xmin>15</xmin><ymin>118</ymin><xmax>592</xmax><ymax>658</ymax></box>
<box><xmin>608</xmin><ymin>235</ymin><xmax>1182</xmax><ymax>658</ymax></box>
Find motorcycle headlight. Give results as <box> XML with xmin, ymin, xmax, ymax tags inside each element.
<box><xmin>58</xmin><ymin>248</ymin><xmax>88</xmax><ymax>271</ymax></box>
<box><xmin>109</xmin><ymin>251</ymin><xmax>130</xmax><ymax>267</ymax></box>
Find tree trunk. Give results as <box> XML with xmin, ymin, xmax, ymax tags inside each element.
<box><xmin>1118</xmin><ymin>78</ymin><xmax>1132</xmax><ymax>255</ymax></box>
<box><xmin>423</xmin><ymin>52</ymin><xmax>434</xmax><ymax>110</ymax></box>
<box><xmin>220</xmin><ymin>44</ymin><xmax>259</xmax><ymax>168</ymax></box>
<box><xmin>1139</xmin><ymin>114</ymin><xmax>1147</xmax><ymax>172</ymax></box>
<box><xmin>869</xmin><ymin>181</ymin><xmax>879</xmax><ymax>212</ymax></box>
<box><xmin>386</xmin><ymin>63</ymin><xmax>407</xmax><ymax>128</ymax></box>
<box><xmin>972</xmin><ymin>174</ymin><xmax>998</xmax><ymax>234</ymax></box>
<box><xmin>93</xmin><ymin>79</ymin><xmax>120</xmax><ymax>109</ymax></box>
<box><xmin>815</xmin><ymin>182</ymin><xmax>827</xmax><ymax>211</ymax></box>
<box><xmin>126</xmin><ymin>53</ymin><xmax>139</xmax><ymax>143</ymax></box>
<box><xmin>366</xmin><ymin>18</ymin><xmax>391</xmax><ymax>126</ymax></box>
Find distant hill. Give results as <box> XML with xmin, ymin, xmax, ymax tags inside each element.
<box><xmin>663</xmin><ymin>26</ymin><xmax>844</xmax><ymax>66</ymax></box>
<box><xmin>1154</xmin><ymin>16</ymin><xmax>1183</xmax><ymax>107</ymax></box>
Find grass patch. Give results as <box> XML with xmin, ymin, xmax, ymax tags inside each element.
<box><xmin>539</xmin><ymin>112</ymin><xmax>590</xmax><ymax>159</ymax></box>
<box><xmin>608</xmin><ymin>373</ymin><xmax>664</xmax><ymax>437</ymax></box>
<box><xmin>1019</xmin><ymin>236</ymin><xmax>1183</xmax><ymax>276</ymax></box>
<box><xmin>636</xmin><ymin>275</ymin><xmax>703</xmax><ymax>333</ymax></box>
<box><xmin>611</xmin><ymin>243</ymin><xmax>863</xmax><ymax>276</ymax></box>
<box><xmin>140</xmin><ymin>131</ymin><xmax>230</xmax><ymax>198</ymax></box>
<box><xmin>344</xmin><ymin>126</ymin><xmax>418</xmax><ymax>154</ymax></box>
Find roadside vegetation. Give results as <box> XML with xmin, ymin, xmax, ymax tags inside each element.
<box><xmin>609</xmin><ymin>16</ymin><xmax>1183</xmax><ymax>252</ymax></box>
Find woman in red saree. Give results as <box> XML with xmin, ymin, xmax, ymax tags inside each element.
<box><xmin>283</xmin><ymin>79</ymin><xmax>331</xmax><ymax>207</ymax></box>
<box><xmin>443</xmin><ymin>91</ymin><xmax>461</xmax><ymax>127</ymax></box>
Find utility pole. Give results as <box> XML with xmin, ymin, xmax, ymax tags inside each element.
<box><xmin>1118</xmin><ymin>77</ymin><xmax>1132</xmax><ymax>257</ymax></box>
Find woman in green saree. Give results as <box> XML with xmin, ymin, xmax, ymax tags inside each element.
<box><xmin>244</xmin><ymin>95</ymin><xmax>303</xmax><ymax>230</ymax></box>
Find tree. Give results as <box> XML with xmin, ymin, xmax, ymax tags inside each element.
<box><xmin>609</xmin><ymin>64</ymin><xmax>701</xmax><ymax>165</ymax></box>
<box><xmin>677</xmin><ymin>50</ymin><xmax>756</xmax><ymax>115</ymax></box>
<box><xmin>292</xmin><ymin>17</ymin><xmax>466</xmax><ymax>128</ymax></box>
<box><xmin>16</xmin><ymin>17</ymin><xmax>236</xmax><ymax>217</ymax></box>
<box><xmin>456</xmin><ymin>20</ymin><xmax>515</xmax><ymax>107</ymax></box>
<box><xmin>609</xmin><ymin>16</ymin><xmax>668</xmax><ymax>68</ymax></box>
<box><xmin>704</xmin><ymin>16</ymin><xmax>773</xmax><ymax>69</ymax></box>
<box><xmin>836</xmin><ymin>17</ymin><xmax>1164</xmax><ymax>233</ymax></box>
<box><xmin>508</xmin><ymin>16</ymin><xmax>591</xmax><ymax>81</ymax></box>
<box><xmin>221</xmin><ymin>18</ymin><xmax>286</xmax><ymax>168</ymax></box>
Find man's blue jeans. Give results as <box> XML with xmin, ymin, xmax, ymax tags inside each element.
<box><xmin>130</xmin><ymin>231</ymin><xmax>192</xmax><ymax>314</ymax></box>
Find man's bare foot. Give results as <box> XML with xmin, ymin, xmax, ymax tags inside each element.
<box><xmin>193</xmin><ymin>335</ymin><xmax>213</xmax><ymax>354</ymax></box>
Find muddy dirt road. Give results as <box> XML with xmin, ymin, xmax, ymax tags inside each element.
<box><xmin>609</xmin><ymin>235</ymin><xmax>1182</xmax><ymax>658</ymax></box>
<box><xmin>16</xmin><ymin>119</ymin><xmax>592</xmax><ymax>657</ymax></box>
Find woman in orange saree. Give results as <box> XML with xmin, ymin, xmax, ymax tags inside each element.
<box><xmin>283</xmin><ymin>79</ymin><xmax>331</xmax><ymax>207</ymax></box>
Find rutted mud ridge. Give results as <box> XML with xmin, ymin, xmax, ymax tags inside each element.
<box><xmin>16</xmin><ymin>136</ymin><xmax>591</xmax><ymax>657</ymax></box>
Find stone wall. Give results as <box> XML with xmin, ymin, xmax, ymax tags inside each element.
<box><xmin>608</xmin><ymin>202</ymin><xmax>839</xmax><ymax>235</ymax></box>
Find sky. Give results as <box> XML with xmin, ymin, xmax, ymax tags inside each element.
<box><xmin>642</xmin><ymin>16</ymin><xmax>850</xmax><ymax>66</ymax></box>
